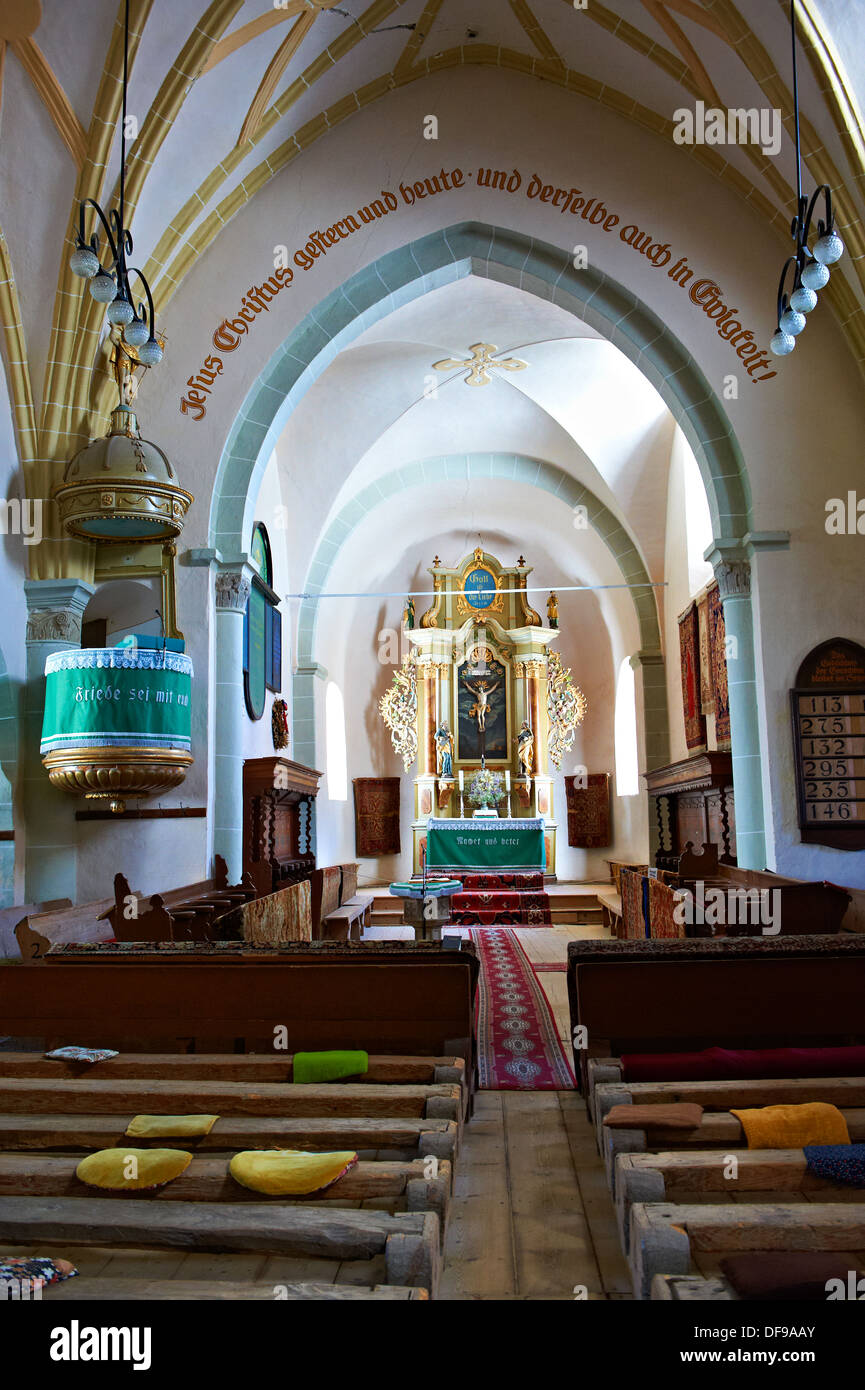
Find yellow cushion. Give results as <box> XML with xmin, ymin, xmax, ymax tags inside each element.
<box><xmin>76</xmin><ymin>1148</ymin><xmax>192</xmax><ymax>1191</ymax></box>
<box><xmin>731</xmin><ymin>1102</ymin><xmax>851</xmax><ymax>1150</ymax></box>
<box><xmin>229</xmin><ymin>1149</ymin><xmax>357</xmax><ymax>1195</ymax></box>
<box><xmin>125</xmin><ymin>1114</ymin><xmax>219</xmax><ymax>1138</ymax></box>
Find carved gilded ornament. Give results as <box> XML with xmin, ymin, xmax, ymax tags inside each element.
<box><xmin>516</xmin><ymin>573</ymin><xmax>542</xmax><ymax>626</ymax></box>
<box><xmin>419</xmin><ymin>573</ymin><xmax>443</xmax><ymax>628</ymax></box>
<box><xmin>379</xmin><ymin>653</ymin><xmax>418</xmax><ymax>772</ymax></box>
<box><xmin>431</xmin><ymin>343</ymin><xmax>527</xmax><ymax>387</ymax></box>
<box><xmin>547</xmin><ymin>651</ymin><xmax>588</xmax><ymax>769</ymax></box>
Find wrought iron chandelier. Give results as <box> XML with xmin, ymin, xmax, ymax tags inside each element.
<box><xmin>67</xmin><ymin>0</ymin><xmax>162</xmax><ymax>368</ymax></box>
<box><xmin>770</xmin><ymin>0</ymin><xmax>845</xmax><ymax>357</ymax></box>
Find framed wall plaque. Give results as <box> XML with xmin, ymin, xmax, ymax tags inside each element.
<box><xmin>790</xmin><ymin>637</ymin><xmax>865</xmax><ymax>850</ymax></box>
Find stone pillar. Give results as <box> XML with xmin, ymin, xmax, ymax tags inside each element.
<box><xmin>711</xmin><ymin>556</ymin><xmax>766</xmax><ymax>870</ymax></box>
<box><xmin>631</xmin><ymin>650</ymin><xmax>669</xmax><ymax>861</ymax></box>
<box><xmin>212</xmin><ymin>562</ymin><xmax>253</xmax><ymax>882</ymax></box>
<box><xmin>23</xmin><ymin>578</ymin><xmax>94</xmax><ymax>901</ymax></box>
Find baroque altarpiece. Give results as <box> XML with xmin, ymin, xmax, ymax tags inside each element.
<box><xmin>380</xmin><ymin>549</ymin><xmax>586</xmax><ymax>875</ymax></box>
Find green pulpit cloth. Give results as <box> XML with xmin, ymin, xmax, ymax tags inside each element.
<box><xmin>426</xmin><ymin>818</ymin><xmax>546</xmax><ymax>870</ymax></box>
<box><xmin>40</xmin><ymin>648</ymin><xmax>193</xmax><ymax>755</ymax></box>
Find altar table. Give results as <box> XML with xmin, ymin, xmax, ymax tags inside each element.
<box><xmin>425</xmin><ymin>818</ymin><xmax>546</xmax><ymax>871</ymax></box>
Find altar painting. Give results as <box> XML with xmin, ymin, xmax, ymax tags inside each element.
<box><xmin>457</xmin><ymin>656</ymin><xmax>508</xmax><ymax>761</ymax></box>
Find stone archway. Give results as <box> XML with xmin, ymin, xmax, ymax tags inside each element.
<box><xmin>209</xmin><ymin>222</ymin><xmax>766</xmax><ymax>869</ymax></box>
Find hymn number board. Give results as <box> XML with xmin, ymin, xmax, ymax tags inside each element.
<box><xmin>791</xmin><ymin>638</ymin><xmax>865</xmax><ymax>850</ymax></box>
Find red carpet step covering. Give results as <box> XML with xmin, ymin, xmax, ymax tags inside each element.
<box><xmin>451</xmin><ymin>890</ymin><xmax>552</xmax><ymax>925</ymax></box>
<box><xmin>470</xmin><ymin>928</ymin><xmax>575</xmax><ymax>1089</ymax></box>
<box><xmin>459</xmin><ymin>872</ymin><xmax>545</xmax><ymax>892</ymax></box>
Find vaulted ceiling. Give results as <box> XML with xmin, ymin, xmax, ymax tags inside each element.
<box><xmin>1</xmin><ymin>0</ymin><xmax>863</xmax><ymax>579</ymax></box>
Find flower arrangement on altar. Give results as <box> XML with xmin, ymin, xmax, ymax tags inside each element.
<box><xmin>466</xmin><ymin>768</ymin><xmax>504</xmax><ymax>810</ymax></box>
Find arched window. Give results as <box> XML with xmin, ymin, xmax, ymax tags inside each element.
<box><xmin>243</xmin><ymin>522</ymin><xmax>282</xmax><ymax>719</ymax></box>
<box><xmin>614</xmin><ymin>658</ymin><xmax>639</xmax><ymax>796</ymax></box>
<box><xmin>683</xmin><ymin>448</ymin><xmax>714</xmax><ymax>596</ymax></box>
<box><xmin>325</xmin><ymin>682</ymin><xmax>348</xmax><ymax>802</ymax></box>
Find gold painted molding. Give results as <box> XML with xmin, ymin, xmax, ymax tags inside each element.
<box><xmin>237</xmin><ymin>9</ymin><xmax>318</xmax><ymax>147</ymax></box>
<box><xmin>9</xmin><ymin>37</ymin><xmax>86</xmax><ymax>168</ymax></box>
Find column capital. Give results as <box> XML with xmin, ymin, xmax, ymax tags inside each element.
<box><xmin>214</xmin><ymin>561</ymin><xmax>254</xmax><ymax>612</ymax></box>
<box><xmin>629</xmin><ymin>649</ymin><xmax>664</xmax><ymax>669</ymax></box>
<box><xmin>24</xmin><ymin>578</ymin><xmax>95</xmax><ymax>645</ymax></box>
<box><xmin>713</xmin><ymin>558</ymin><xmax>751</xmax><ymax>599</ymax></box>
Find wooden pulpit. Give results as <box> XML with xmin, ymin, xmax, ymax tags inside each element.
<box><xmin>242</xmin><ymin>757</ymin><xmax>322</xmax><ymax>896</ymax></box>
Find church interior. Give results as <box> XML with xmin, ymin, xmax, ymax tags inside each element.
<box><xmin>2</xmin><ymin>0</ymin><xmax>865</xmax><ymax>1334</ymax></box>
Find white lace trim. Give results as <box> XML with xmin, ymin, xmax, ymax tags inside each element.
<box><xmin>45</xmin><ymin>647</ymin><xmax>193</xmax><ymax>677</ymax></box>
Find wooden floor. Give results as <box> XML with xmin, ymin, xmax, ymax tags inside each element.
<box><xmin>438</xmin><ymin>921</ymin><xmax>629</xmax><ymax>1300</ymax></box>
<box><xmin>364</xmin><ymin>916</ymin><xmax>629</xmax><ymax>1299</ymax></box>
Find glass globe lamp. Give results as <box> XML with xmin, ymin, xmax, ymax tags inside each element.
<box><xmin>801</xmin><ymin>259</ymin><xmax>830</xmax><ymax>291</ymax></box>
<box><xmin>69</xmin><ymin>245</ymin><xmax>100</xmax><ymax>278</ymax></box>
<box><xmin>124</xmin><ymin>317</ymin><xmax>150</xmax><ymax>347</ymax></box>
<box><xmin>107</xmin><ymin>295</ymin><xmax>135</xmax><ymax>326</ymax></box>
<box><xmin>789</xmin><ymin>285</ymin><xmax>817</xmax><ymax>314</ymax></box>
<box><xmin>137</xmin><ymin>337</ymin><xmax>163</xmax><ymax>366</ymax></box>
<box><xmin>779</xmin><ymin>307</ymin><xmax>806</xmax><ymax>336</ymax></box>
<box><xmin>770</xmin><ymin>330</ymin><xmax>796</xmax><ymax>356</ymax></box>
<box><xmin>89</xmin><ymin>269</ymin><xmax>116</xmax><ymax>303</ymax></box>
<box><xmin>813</xmin><ymin>229</ymin><xmax>844</xmax><ymax>265</ymax></box>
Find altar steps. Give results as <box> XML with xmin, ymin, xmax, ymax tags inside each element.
<box><xmin>368</xmin><ymin>894</ymin><xmax>605</xmax><ymax>929</ymax></box>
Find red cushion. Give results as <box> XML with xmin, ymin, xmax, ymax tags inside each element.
<box><xmin>620</xmin><ymin>1044</ymin><xmax>865</xmax><ymax>1083</ymax></box>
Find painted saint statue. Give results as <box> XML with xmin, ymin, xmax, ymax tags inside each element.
<box><xmin>516</xmin><ymin>720</ymin><xmax>534</xmax><ymax>778</ymax></box>
<box><xmin>435</xmin><ymin>721</ymin><xmax>454</xmax><ymax>778</ymax></box>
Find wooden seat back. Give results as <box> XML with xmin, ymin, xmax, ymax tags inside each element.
<box><xmin>0</xmin><ymin>948</ymin><xmax>479</xmax><ymax>1068</ymax></box>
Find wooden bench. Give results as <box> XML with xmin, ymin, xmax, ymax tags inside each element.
<box><xmin>323</xmin><ymin>894</ymin><xmax>375</xmax><ymax>942</ymax></box>
<box><xmin>0</xmin><ymin>1044</ymin><xmax>468</xmax><ymax>1297</ymax></box>
<box><xmin>0</xmin><ymin>1111</ymin><xmax>459</xmax><ymax>1161</ymax></box>
<box><xmin>676</xmin><ymin>841</ymin><xmax>851</xmax><ymax>935</ymax></box>
<box><xmin>616</xmin><ymin>1146</ymin><xmax>865</xmax><ymax>1255</ymax></box>
<box><xmin>110</xmin><ymin>858</ymin><xmax>256</xmax><ymax>943</ymax></box>
<box><xmin>0</xmin><ymin>944</ymin><xmax>480</xmax><ymax>1076</ymax></box>
<box><xmin>0</xmin><ymin>901</ymin><xmax>71</xmax><ymax>961</ymax></box>
<box><xmin>596</xmin><ymin>1075</ymin><xmax>865</xmax><ymax>1193</ymax></box>
<box><xmin>567</xmin><ymin>936</ymin><xmax>865</xmax><ymax>1097</ymax></box>
<box><xmin>630</xmin><ymin>1201</ymin><xmax>865</xmax><ymax>1300</ymax></box>
<box><xmin>15</xmin><ymin>897</ymin><xmax>123</xmax><ymax>962</ymax></box>
<box><xmin>0</xmin><ymin>1196</ymin><xmax>442</xmax><ymax>1296</ymax></box>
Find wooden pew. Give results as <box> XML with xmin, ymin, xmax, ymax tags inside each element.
<box><xmin>0</xmin><ymin>1153</ymin><xmax>452</xmax><ymax>1238</ymax></box>
<box><xmin>0</xmin><ymin>1050</ymin><xmax>465</xmax><ymax>1088</ymax></box>
<box><xmin>0</xmin><ymin>1196</ymin><xmax>442</xmax><ymax>1296</ymax></box>
<box><xmin>630</xmin><ymin>1201</ymin><xmax>865</xmax><ymax>1300</ymax></box>
<box><xmin>15</xmin><ymin>897</ymin><xmax>121</xmax><ymax>961</ymax></box>
<box><xmin>595</xmin><ymin>1075</ymin><xmax>865</xmax><ymax>1192</ymax></box>
<box><xmin>0</xmin><ymin>900</ymin><xmax>71</xmax><ymax>960</ymax></box>
<box><xmin>0</xmin><ymin>1077</ymin><xmax>463</xmax><ymax>1122</ymax></box>
<box><xmin>616</xmin><ymin>1147</ymin><xmax>865</xmax><ymax>1254</ymax></box>
<box><xmin>676</xmin><ymin>841</ymin><xmax>851</xmax><ymax>935</ymax></box>
<box><xmin>0</xmin><ymin>945</ymin><xmax>480</xmax><ymax>1076</ymax></box>
<box><xmin>567</xmin><ymin>936</ymin><xmax>865</xmax><ymax>1096</ymax></box>
<box><xmin>110</xmin><ymin>858</ymin><xmax>257</xmax><ymax>943</ymax></box>
<box><xmin>0</xmin><ymin>1112</ymin><xmax>459</xmax><ymax>1161</ymax></box>
<box><xmin>595</xmin><ymin>1073</ymin><xmax>865</xmax><ymax>1147</ymax></box>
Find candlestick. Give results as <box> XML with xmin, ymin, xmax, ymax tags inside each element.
<box><xmin>504</xmin><ymin>770</ymin><xmax>510</xmax><ymax>790</ymax></box>
<box><xmin>458</xmin><ymin>768</ymin><xmax>464</xmax><ymax>789</ymax></box>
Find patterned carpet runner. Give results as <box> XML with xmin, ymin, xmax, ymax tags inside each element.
<box><xmin>469</xmin><ymin>928</ymin><xmax>575</xmax><ymax>1089</ymax></box>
